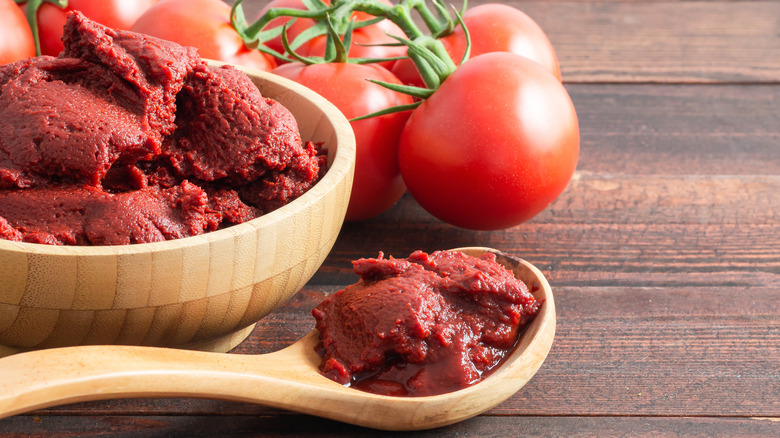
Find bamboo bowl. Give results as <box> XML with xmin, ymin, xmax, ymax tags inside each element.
<box><xmin>0</xmin><ymin>66</ymin><xmax>356</xmax><ymax>357</ymax></box>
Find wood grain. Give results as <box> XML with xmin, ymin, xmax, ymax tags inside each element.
<box><xmin>13</xmin><ymin>282</ymin><xmax>777</xmax><ymax>419</ymax></box>
<box><xmin>509</xmin><ymin>1</ymin><xmax>780</xmax><ymax>83</ymax></box>
<box><xmin>2</xmin><ymin>415</ymin><xmax>779</xmax><ymax>438</ymax></box>
<box><xmin>2</xmin><ymin>0</ymin><xmax>778</xmax><ymax>436</ymax></box>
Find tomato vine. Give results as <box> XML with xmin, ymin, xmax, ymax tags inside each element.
<box><xmin>232</xmin><ymin>0</ymin><xmax>579</xmax><ymax>230</ymax></box>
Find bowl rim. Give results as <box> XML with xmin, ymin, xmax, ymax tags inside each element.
<box><xmin>0</xmin><ymin>66</ymin><xmax>356</xmax><ymax>257</ymax></box>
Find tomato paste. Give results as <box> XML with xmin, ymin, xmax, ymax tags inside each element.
<box><xmin>312</xmin><ymin>250</ymin><xmax>541</xmax><ymax>397</ymax></box>
<box><xmin>0</xmin><ymin>12</ymin><xmax>323</xmax><ymax>246</ymax></box>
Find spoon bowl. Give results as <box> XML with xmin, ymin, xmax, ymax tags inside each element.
<box><xmin>0</xmin><ymin>247</ymin><xmax>555</xmax><ymax>431</ymax></box>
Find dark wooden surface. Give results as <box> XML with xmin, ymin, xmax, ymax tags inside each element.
<box><xmin>2</xmin><ymin>0</ymin><xmax>779</xmax><ymax>436</ymax></box>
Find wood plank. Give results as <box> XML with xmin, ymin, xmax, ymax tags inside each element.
<box><xmin>1</xmin><ymin>414</ymin><xmax>778</xmax><ymax>437</ymax></box>
<box><xmin>568</xmin><ymin>84</ymin><xmax>780</xmax><ymax>176</ymax></box>
<box><xmin>23</xmin><ymin>284</ymin><xmax>778</xmax><ymax>417</ymax></box>
<box><xmin>504</xmin><ymin>1</ymin><xmax>780</xmax><ymax>83</ymax></box>
<box><xmin>318</xmin><ymin>171</ymin><xmax>780</xmax><ymax>287</ymax></box>
<box><xmin>237</xmin><ymin>1</ymin><xmax>780</xmax><ymax>83</ymax></box>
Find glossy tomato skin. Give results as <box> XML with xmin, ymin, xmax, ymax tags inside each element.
<box><xmin>392</xmin><ymin>3</ymin><xmax>561</xmax><ymax>87</ymax></box>
<box><xmin>1</xmin><ymin>0</ymin><xmax>35</xmax><ymax>64</ymax></box>
<box><xmin>18</xmin><ymin>0</ymin><xmax>159</xmax><ymax>56</ymax></box>
<box><xmin>398</xmin><ymin>52</ymin><xmax>579</xmax><ymax>230</ymax></box>
<box><xmin>132</xmin><ymin>0</ymin><xmax>275</xmax><ymax>71</ymax></box>
<box><xmin>260</xmin><ymin>0</ymin><xmax>405</xmax><ymax>68</ymax></box>
<box><xmin>273</xmin><ymin>62</ymin><xmax>413</xmax><ymax>221</ymax></box>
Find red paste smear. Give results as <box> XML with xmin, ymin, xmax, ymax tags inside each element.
<box><xmin>0</xmin><ymin>12</ymin><xmax>324</xmax><ymax>246</ymax></box>
<box><xmin>312</xmin><ymin>250</ymin><xmax>542</xmax><ymax>397</ymax></box>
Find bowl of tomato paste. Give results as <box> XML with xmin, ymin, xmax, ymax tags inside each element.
<box><xmin>0</xmin><ymin>12</ymin><xmax>355</xmax><ymax>356</ymax></box>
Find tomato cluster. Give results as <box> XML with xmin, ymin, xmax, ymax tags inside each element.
<box><xmin>2</xmin><ymin>0</ymin><xmax>579</xmax><ymax>231</ymax></box>
<box><xmin>243</xmin><ymin>1</ymin><xmax>579</xmax><ymax>229</ymax></box>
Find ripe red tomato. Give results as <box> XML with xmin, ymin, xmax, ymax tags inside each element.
<box><xmin>392</xmin><ymin>3</ymin><xmax>561</xmax><ymax>87</ymax></box>
<box><xmin>132</xmin><ymin>0</ymin><xmax>275</xmax><ymax>71</ymax></box>
<box><xmin>1</xmin><ymin>0</ymin><xmax>35</xmax><ymax>64</ymax></box>
<box><xmin>17</xmin><ymin>0</ymin><xmax>160</xmax><ymax>56</ymax></box>
<box><xmin>259</xmin><ymin>0</ymin><xmax>405</xmax><ymax>68</ymax></box>
<box><xmin>273</xmin><ymin>62</ymin><xmax>413</xmax><ymax>221</ymax></box>
<box><xmin>398</xmin><ymin>53</ymin><xmax>579</xmax><ymax>230</ymax></box>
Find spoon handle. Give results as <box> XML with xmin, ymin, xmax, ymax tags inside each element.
<box><xmin>0</xmin><ymin>332</ymin><xmax>326</xmax><ymax>419</ymax></box>
<box><xmin>0</xmin><ymin>345</ymin><xmax>241</xmax><ymax>417</ymax></box>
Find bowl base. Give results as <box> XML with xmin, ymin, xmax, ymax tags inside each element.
<box><xmin>0</xmin><ymin>323</ymin><xmax>256</xmax><ymax>358</ymax></box>
<box><xmin>179</xmin><ymin>323</ymin><xmax>257</xmax><ymax>354</ymax></box>
<box><xmin>0</xmin><ymin>345</ymin><xmax>19</xmax><ymax>358</ymax></box>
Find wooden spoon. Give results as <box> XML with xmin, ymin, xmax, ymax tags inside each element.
<box><xmin>0</xmin><ymin>247</ymin><xmax>555</xmax><ymax>431</ymax></box>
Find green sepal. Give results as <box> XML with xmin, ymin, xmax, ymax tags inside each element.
<box><xmin>451</xmin><ymin>5</ymin><xmax>471</xmax><ymax>65</ymax></box>
<box><xmin>349</xmin><ymin>101</ymin><xmax>421</xmax><ymax>122</ymax></box>
<box><xmin>288</xmin><ymin>14</ymin><xmax>386</xmax><ymax>50</ymax></box>
<box><xmin>280</xmin><ymin>22</ymin><xmax>325</xmax><ymax>65</ymax></box>
<box><xmin>386</xmin><ymin>34</ymin><xmax>453</xmax><ymax>87</ymax></box>
<box><xmin>255</xmin><ymin>44</ymin><xmax>296</xmax><ymax>64</ymax></box>
<box><xmin>301</xmin><ymin>0</ymin><xmax>330</xmax><ymax>11</ymax></box>
<box><xmin>323</xmin><ymin>13</ymin><xmax>352</xmax><ymax>62</ymax></box>
<box><xmin>232</xmin><ymin>0</ymin><xmax>335</xmax><ymax>45</ymax></box>
<box><xmin>349</xmin><ymin>55</ymin><xmax>407</xmax><ymax>64</ymax></box>
<box><xmin>366</xmin><ymin>79</ymin><xmax>434</xmax><ymax>100</ymax></box>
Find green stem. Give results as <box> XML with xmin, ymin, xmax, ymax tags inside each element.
<box><xmin>452</xmin><ymin>5</ymin><xmax>471</xmax><ymax>66</ymax></box>
<box><xmin>323</xmin><ymin>13</ymin><xmax>353</xmax><ymax>63</ymax></box>
<box><xmin>235</xmin><ymin>0</ymin><xmax>464</xmax><ymax>91</ymax></box>
<box><xmin>348</xmin><ymin>0</ymin><xmax>424</xmax><ymax>39</ymax></box>
<box><xmin>15</xmin><ymin>0</ymin><xmax>68</xmax><ymax>56</ymax></box>
<box><xmin>412</xmin><ymin>2</ymin><xmax>441</xmax><ymax>34</ymax></box>
<box><xmin>349</xmin><ymin>0</ymin><xmax>457</xmax><ymax>84</ymax></box>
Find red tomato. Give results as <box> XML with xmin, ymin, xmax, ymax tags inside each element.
<box><xmin>132</xmin><ymin>0</ymin><xmax>275</xmax><ymax>71</ymax></box>
<box><xmin>259</xmin><ymin>0</ymin><xmax>405</xmax><ymax>68</ymax></box>
<box><xmin>392</xmin><ymin>3</ymin><xmax>561</xmax><ymax>87</ymax></box>
<box><xmin>18</xmin><ymin>0</ymin><xmax>160</xmax><ymax>56</ymax></box>
<box><xmin>398</xmin><ymin>53</ymin><xmax>579</xmax><ymax>230</ymax></box>
<box><xmin>273</xmin><ymin>62</ymin><xmax>413</xmax><ymax>221</ymax></box>
<box><xmin>1</xmin><ymin>0</ymin><xmax>35</xmax><ymax>64</ymax></box>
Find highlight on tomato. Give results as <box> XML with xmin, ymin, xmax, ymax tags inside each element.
<box><xmin>1</xmin><ymin>0</ymin><xmax>35</xmax><ymax>64</ymax></box>
<box><xmin>391</xmin><ymin>3</ymin><xmax>561</xmax><ymax>87</ymax></box>
<box><xmin>131</xmin><ymin>0</ymin><xmax>276</xmax><ymax>71</ymax></box>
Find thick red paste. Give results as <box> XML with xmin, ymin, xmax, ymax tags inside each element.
<box><xmin>0</xmin><ymin>12</ymin><xmax>323</xmax><ymax>246</ymax></box>
<box><xmin>312</xmin><ymin>250</ymin><xmax>541</xmax><ymax>397</ymax></box>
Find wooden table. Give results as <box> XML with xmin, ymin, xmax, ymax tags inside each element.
<box><xmin>2</xmin><ymin>0</ymin><xmax>779</xmax><ymax>436</ymax></box>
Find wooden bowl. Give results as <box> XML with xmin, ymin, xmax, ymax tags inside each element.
<box><xmin>0</xmin><ymin>66</ymin><xmax>356</xmax><ymax>357</ymax></box>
